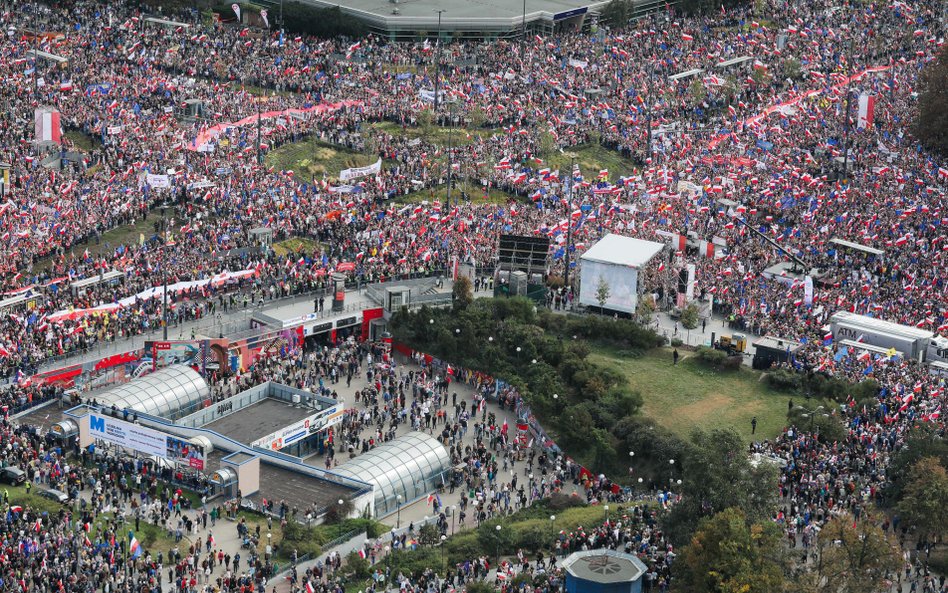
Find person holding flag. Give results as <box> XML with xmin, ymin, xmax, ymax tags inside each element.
<box><xmin>128</xmin><ymin>531</ymin><xmax>142</xmax><ymax>560</ymax></box>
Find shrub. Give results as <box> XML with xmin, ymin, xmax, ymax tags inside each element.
<box><xmin>280</xmin><ymin>522</ymin><xmax>322</xmax><ymax>558</ymax></box>
<box><xmin>547</xmin><ymin>492</ymin><xmax>586</xmax><ymax>511</ymax></box>
<box><xmin>344</xmin><ymin>551</ymin><xmax>371</xmax><ymax>579</ymax></box>
<box><xmin>322</xmin><ymin>498</ymin><xmax>354</xmax><ymax>524</ymax></box>
<box><xmin>765</xmin><ymin>368</ymin><xmax>801</xmax><ymax>391</ymax></box>
<box><xmin>695</xmin><ymin>346</ymin><xmax>728</xmax><ymax>366</ymax></box>
<box><xmin>445</xmin><ymin>532</ymin><xmax>482</xmax><ymax>566</ymax></box>
<box><xmin>418</xmin><ymin>523</ymin><xmax>441</xmax><ymax>547</ymax></box>
<box><xmin>511</xmin><ymin>519</ymin><xmax>558</xmax><ymax>551</ymax></box>
<box><xmin>671</xmin><ymin>338</ymin><xmax>684</xmax><ymax>347</ymax></box>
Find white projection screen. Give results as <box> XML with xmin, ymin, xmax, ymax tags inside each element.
<box><xmin>578</xmin><ymin>260</ymin><xmax>639</xmax><ymax>314</ymax></box>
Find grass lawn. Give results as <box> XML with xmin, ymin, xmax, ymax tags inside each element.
<box><xmin>545</xmin><ymin>144</ymin><xmax>640</xmax><ymax>181</ymax></box>
<box><xmin>34</xmin><ymin>214</ymin><xmax>158</xmax><ymax>272</ymax></box>
<box><xmin>368</xmin><ymin>121</ymin><xmax>496</xmax><ymax>147</ymax></box>
<box><xmin>4</xmin><ymin>484</ymin><xmax>186</xmax><ymax>555</ymax></box>
<box><xmin>393</xmin><ymin>185</ymin><xmax>522</xmax><ymax>205</ymax></box>
<box><xmin>590</xmin><ymin>346</ymin><xmax>801</xmax><ymax>442</ymax></box>
<box><xmin>265</xmin><ymin>138</ymin><xmax>383</xmax><ymax>183</ymax></box>
<box><xmin>235</xmin><ymin>83</ymin><xmax>298</xmax><ymax>98</ymax></box>
<box><xmin>272</xmin><ymin>237</ymin><xmax>320</xmax><ymax>257</ymax></box>
<box><xmin>64</xmin><ymin>129</ymin><xmax>100</xmax><ymax>152</ymax></box>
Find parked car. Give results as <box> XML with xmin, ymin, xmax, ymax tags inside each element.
<box><xmin>38</xmin><ymin>488</ymin><xmax>69</xmax><ymax>504</ymax></box>
<box><xmin>0</xmin><ymin>466</ymin><xmax>26</xmax><ymax>485</ymax></box>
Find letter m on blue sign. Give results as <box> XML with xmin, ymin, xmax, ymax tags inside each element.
<box><xmin>89</xmin><ymin>415</ymin><xmax>105</xmax><ymax>433</ymax></box>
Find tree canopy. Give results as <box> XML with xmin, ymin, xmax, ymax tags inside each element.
<box><xmin>664</xmin><ymin>428</ymin><xmax>778</xmax><ymax>544</ymax></box>
<box><xmin>896</xmin><ymin>457</ymin><xmax>948</xmax><ymax>543</ymax></box>
<box><xmin>676</xmin><ymin>507</ymin><xmax>786</xmax><ymax>593</ymax></box>
<box><xmin>916</xmin><ymin>45</ymin><xmax>948</xmax><ymax>158</ymax></box>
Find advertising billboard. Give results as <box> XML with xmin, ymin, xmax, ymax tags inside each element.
<box><xmin>250</xmin><ymin>404</ymin><xmax>344</xmax><ymax>451</ymax></box>
<box><xmin>87</xmin><ymin>413</ymin><xmax>206</xmax><ymax>470</ymax></box>
<box><xmin>146</xmin><ymin>340</ymin><xmax>211</xmax><ymax>373</ymax></box>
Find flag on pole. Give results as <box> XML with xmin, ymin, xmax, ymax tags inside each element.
<box><xmin>857</xmin><ymin>93</ymin><xmax>875</xmax><ymax>129</ymax></box>
<box><xmin>129</xmin><ymin>531</ymin><xmax>142</xmax><ymax>559</ymax></box>
<box><xmin>231</xmin><ymin>3</ymin><xmax>241</xmax><ymax>21</ymax></box>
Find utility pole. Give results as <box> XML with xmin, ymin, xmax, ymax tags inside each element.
<box><xmin>521</xmin><ymin>0</ymin><xmax>527</xmax><ymax>53</ymax></box>
<box><xmin>563</xmin><ymin>154</ymin><xmax>576</xmax><ymax>289</ymax></box>
<box><xmin>162</xmin><ymin>205</ymin><xmax>169</xmax><ymax>341</ymax></box>
<box><xmin>434</xmin><ymin>10</ymin><xmax>445</xmax><ymax>118</ymax></box>
<box><xmin>447</xmin><ymin>102</ymin><xmax>454</xmax><ymax>209</ymax></box>
<box><xmin>645</xmin><ymin>87</ymin><xmax>652</xmax><ymax>160</ymax></box>
<box><xmin>841</xmin><ymin>41</ymin><xmax>853</xmax><ymax>177</ymax></box>
<box><xmin>32</xmin><ymin>38</ymin><xmax>39</xmax><ymax>103</ymax></box>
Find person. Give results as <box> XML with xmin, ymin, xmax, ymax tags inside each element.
<box><xmin>672</xmin><ymin>349</ymin><xmax>679</xmax><ymax>366</ymax></box>
<box><xmin>701</xmin><ymin>318</ymin><xmax>706</xmax><ymax>333</ymax></box>
<box><xmin>788</xmin><ymin>399</ymin><xmax>794</xmax><ymax>412</ymax></box>
<box><xmin>751</xmin><ymin>417</ymin><xmax>757</xmax><ymax>435</ymax></box>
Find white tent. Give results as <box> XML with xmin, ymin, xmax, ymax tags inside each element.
<box><xmin>578</xmin><ymin>234</ymin><xmax>664</xmax><ymax>314</ymax></box>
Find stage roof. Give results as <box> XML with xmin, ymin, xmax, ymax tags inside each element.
<box><xmin>579</xmin><ymin>234</ymin><xmax>664</xmax><ymax>269</ymax></box>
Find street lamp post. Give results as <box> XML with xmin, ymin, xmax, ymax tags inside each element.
<box><xmin>799</xmin><ymin>405</ymin><xmax>825</xmax><ymax>433</ymax></box>
<box><xmin>161</xmin><ymin>205</ymin><xmax>170</xmax><ymax>340</ymax></box>
<box><xmin>433</xmin><ymin>10</ymin><xmax>446</xmax><ymax>116</ymax></box>
<box><xmin>562</xmin><ymin>153</ymin><xmax>576</xmax><ymax>289</ymax></box>
<box><xmin>494</xmin><ymin>524</ymin><xmax>502</xmax><ymax>568</ymax></box>
<box><xmin>440</xmin><ymin>534</ymin><xmax>447</xmax><ymax>571</ymax></box>
<box><xmin>841</xmin><ymin>41</ymin><xmax>854</xmax><ymax>176</ymax></box>
<box><xmin>396</xmin><ymin>495</ymin><xmax>403</xmax><ymax>528</ymax></box>
<box><xmin>256</xmin><ymin>98</ymin><xmax>263</xmax><ymax>166</ymax></box>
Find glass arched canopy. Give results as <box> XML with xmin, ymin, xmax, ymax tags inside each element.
<box><xmin>335</xmin><ymin>431</ymin><xmax>451</xmax><ymax>516</ymax></box>
<box><xmin>98</xmin><ymin>365</ymin><xmax>210</xmax><ymax>420</ymax></box>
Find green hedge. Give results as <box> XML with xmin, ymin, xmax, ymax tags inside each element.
<box><xmin>280</xmin><ymin>517</ymin><xmax>384</xmax><ymax>559</ymax></box>
<box><xmin>694</xmin><ymin>346</ymin><xmax>742</xmax><ymax>370</ymax></box>
<box><xmin>765</xmin><ymin>369</ymin><xmax>879</xmax><ymax>405</ymax></box>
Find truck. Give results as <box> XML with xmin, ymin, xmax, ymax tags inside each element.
<box><xmin>829</xmin><ymin>311</ymin><xmax>934</xmax><ymax>362</ymax></box>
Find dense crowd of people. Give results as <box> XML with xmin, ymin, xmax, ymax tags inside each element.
<box><xmin>0</xmin><ymin>0</ymin><xmax>945</xmax><ymax>590</ymax></box>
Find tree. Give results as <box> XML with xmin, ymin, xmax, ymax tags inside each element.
<box><xmin>418</xmin><ymin>522</ymin><xmax>442</xmax><ymax>547</ymax></box>
<box><xmin>884</xmin><ymin>426</ymin><xmax>948</xmax><ymax>504</ymax></box>
<box><xmin>590</xmin><ymin>428</ymin><xmax>616</xmax><ymax>471</ymax></box>
<box><xmin>323</xmin><ymin>499</ymin><xmax>354</xmax><ymax>524</ymax></box>
<box><xmin>896</xmin><ymin>457</ymin><xmax>948</xmax><ymax>543</ymax></box>
<box><xmin>452</xmin><ymin>275</ymin><xmax>473</xmax><ymax>311</ymax></box>
<box><xmin>786</xmin><ymin>406</ymin><xmax>846</xmax><ymax>443</ymax></box>
<box><xmin>782</xmin><ymin>58</ymin><xmax>803</xmax><ymax>81</ymax></box>
<box><xmin>680</xmin><ymin>303</ymin><xmax>699</xmax><ymax>330</ymax></box>
<box><xmin>636</xmin><ymin>293</ymin><xmax>656</xmax><ymax>324</ymax></box>
<box><xmin>664</xmin><ymin>428</ymin><xmax>778</xmax><ymax>544</ymax></box>
<box><xmin>344</xmin><ymin>551</ymin><xmax>371</xmax><ymax>579</ymax></box>
<box><xmin>688</xmin><ymin>78</ymin><xmax>708</xmax><ymax>103</ymax></box>
<box><xmin>802</xmin><ymin>514</ymin><xmax>901</xmax><ymax>593</ymax></box>
<box><xmin>676</xmin><ymin>507</ymin><xmax>786</xmax><ymax>593</ymax></box>
<box><xmin>596</xmin><ymin>275</ymin><xmax>610</xmax><ymax>313</ymax></box>
<box><xmin>600</xmin><ymin>0</ymin><xmax>634</xmax><ymax>28</ymax></box>
<box><xmin>417</xmin><ymin>108</ymin><xmax>435</xmax><ymax>133</ymax></box>
<box><xmin>916</xmin><ymin>45</ymin><xmax>948</xmax><ymax>158</ymax></box>
<box><xmin>537</xmin><ymin>130</ymin><xmax>557</xmax><ymax>156</ymax></box>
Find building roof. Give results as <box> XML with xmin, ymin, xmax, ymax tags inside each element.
<box><xmin>830</xmin><ymin>310</ymin><xmax>934</xmax><ymax>340</ymax></box>
<box><xmin>579</xmin><ymin>234</ymin><xmax>665</xmax><ymax>269</ymax></box>
<box><xmin>99</xmin><ymin>366</ymin><xmax>210</xmax><ymax>420</ymax></box>
<box><xmin>563</xmin><ymin>549</ymin><xmax>647</xmax><ymax>584</ymax></box>
<box><xmin>334</xmin><ymin>431</ymin><xmax>450</xmax><ymax>515</ymax></box>
<box><xmin>302</xmin><ymin>0</ymin><xmax>607</xmax><ymax>30</ymax></box>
